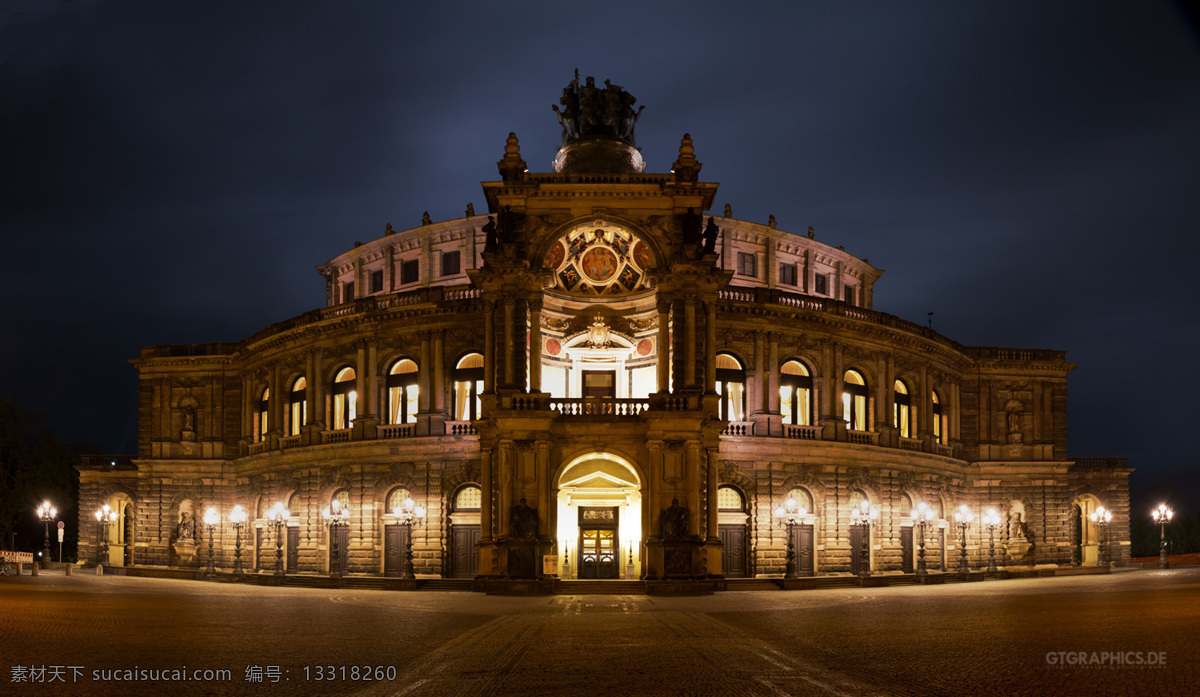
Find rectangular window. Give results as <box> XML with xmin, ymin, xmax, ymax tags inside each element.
<box><xmin>779</xmin><ymin>262</ymin><xmax>797</xmax><ymax>286</ymax></box>
<box><xmin>370</xmin><ymin>269</ymin><xmax>384</xmax><ymax>294</ymax></box>
<box><xmin>401</xmin><ymin>259</ymin><xmax>419</xmax><ymax>285</ymax></box>
<box><xmin>737</xmin><ymin>252</ymin><xmax>756</xmax><ymax>278</ymax></box>
<box><xmin>814</xmin><ymin>274</ymin><xmax>827</xmax><ymax>295</ymax></box>
<box><xmin>441</xmin><ymin>250</ymin><xmax>461</xmax><ymax>277</ymax></box>
<box><xmin>843</xmin><ymin>285</ymin><xmax>854</xmax><ymax>305</ymax></box>
<box><xmin>343</xmin><ymin>282</ymin><xmax>354</xmax><ymax>302</ymax></box>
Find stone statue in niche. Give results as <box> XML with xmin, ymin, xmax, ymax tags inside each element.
<box><xmin>510</xmin><ymin>498</ymin><xmax>538</xmax><ymax>541</ymax></box>
<box><xmin>178</xmin><ymin>510</ymin><xmax>195</xmax><ymax>541</ymax></box>
<box><xmin>1006</xmin><ymin>405</ymin><xmax>1022</xmax><ymax>443</ymax></box>
<box><xmin>661</xmin><ymin>498</ymin><xmax>690</xmax><ymax>540</ymax></box>
<box><xmin>181</xmin><ymin>406</ymin><xmax>196</xmax><ymax>442</ymax></box>
<box><xmin>702</xmin><ymin>217</ymin><xmax>718</xmax><ymax>254</ymax></box>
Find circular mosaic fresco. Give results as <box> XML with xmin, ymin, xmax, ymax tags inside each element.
<box><xmin>545</xmin><ymin>337</ymin><xmax>562</xmax><ymax>356</ymax></box>
<box><xmin>580</xmin><ymin>247</ymin><xmax>619</xmax><ymax>282</ymax></box>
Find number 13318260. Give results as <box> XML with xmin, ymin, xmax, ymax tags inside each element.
<box><xmin>303</xmin><ymin>665</ymin><xmax>397</xmax><ymax>681</ymax></box>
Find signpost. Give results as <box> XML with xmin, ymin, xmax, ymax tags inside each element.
<box><xmin>58</xmin><ymin>521</ymin><xmax>65</xmax><ymax>563</ymax></box>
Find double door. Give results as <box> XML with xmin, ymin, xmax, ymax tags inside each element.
<box><xmin>579</xmin><ymin>528</ymin><xmax>618</xmax><ymax>579</ymax></box>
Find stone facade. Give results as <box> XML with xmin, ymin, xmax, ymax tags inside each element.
<box><xmin>78</xmin><ymin>79</ymin><xmax>1130</xmax><ymax>582</ymax></box>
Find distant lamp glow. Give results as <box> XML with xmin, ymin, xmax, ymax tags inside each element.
<box><xmin>1152</xmin><ymin>504</ymin><xmax>1174</xmax><ymax>569</ymax></box>
<box><xmin>202</xmin><ymin>507</ymin><xmax>219</xmax><ymax>578</ymax></box>
<box><xmin>952</xmin><ymin>505</ymin><xmax>973</xmax><ymax>574</ymax></box>
<box><xmin>1089</xmin><ymin>506</ymin><xmax>1112</xmax><ymax>566</ymax></box>
<box><xmin>774</xmin><ymin>497</ymin><xmax>807</xmax><ymax>579</ymax></box>
<box><xmin>393</xmin><ymin>497</ymin><xmax>426</xmax><ymax>580</ymax></box>
<box><xmin>981</xmin><ymin>508</ymin><xmax>1002</xmax><ymax>573</ymax></box>
<box><xmin>849</xmin><ymin>499</ymin><xmax>879</xmax><ymax>577</ymax></box>
<box><xmin>229</xmin><ymin>505</ymin><xmax>247</xmax><ymax>575</ymax></box>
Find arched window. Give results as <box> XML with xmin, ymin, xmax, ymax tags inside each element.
<box><xmin>780</xmin><ymin>360</ymin><xmax>813</xmax><ymax>426</ymax></box>
<box><xmin>332</xmin><ymin>367</ymin><xmax>357</xmax><ymax>429</ymax></box>
<box><xmin>386</xmin><ymin>359</ymin><xmax>419</xmax><ymax>425</ymax></box>
<box><xmin>898</xmin><ymin>492</ymin><xmax>913</xmax><ymax>518</ymax></box>
<box><xmin>287</xmin><ymin>491</ymin><xmax>301</xmax><ymax>513</ymax></box>
<box><xmin>289</xmin><ymin>377</ymin><xmax>307</xmax><ymax>436</ymax></box>
<box><xmin>718</xmin><ymin>486</ymin><xmax>745</xmax><ymax>511</ymax></box>
<box><xmin>849</xmin><ymin>489</ymin><xmax>868</xmax><ymax>511</ymax></box>
<box><xmin>454</xmin><ymin>485</ymin><xmax>482</xmax><ymax>511</ymax></box>
<box><xmin>257</xmin><ymin>387</ymin><xmax>270</xmax><ymax>442</ymax></box>
<box><xmin>331</xmin><ymin>489</ymin><xmax>351</xmax><ymax>512</ymax></box>
<box><xmin>386</xmin><ymin>487</ymin><xmax>412</xmax><ymax>513</ymax></box>
<box><xmin>842</xmin><ymin>369</ymin><xmax>868</xmax><ymax>431</ymax></box>
<box><xmin>932</xmin><ymin>391</ymin><xmax>944</xmax><ymax>444</ymax></box>
<box><xmin>715</xmin><ymin>353</ymin><xmax>746</xmax><ymax>422</ymax></box>
<box><xmin>786</xmin><ymin>487</ymin><xmax>813</xmax><ymax>512</ymax></box>
<box><xmin>453</xmin><ymin>353</ymin><xmax>484</xmax><ymax>421</ymax></box>
<box><xmin>894</xmin><ymin>380</ymin><xmax>912</xmax><ymax>438</ymax></box>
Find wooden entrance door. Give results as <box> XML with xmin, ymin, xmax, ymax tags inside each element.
<box><xmin>325</xmin><ymin>525</ymin><xmax>347</xmax><ymax>575</ymax></box>
<box><xmin>384</xmin><ymin>524</ymin><xmax>409</xmax><ymax>577</ymax></box>
<box><xmin>579</xmin><ymin>529</ymin><xmax>618</xmax><ymax>579</ymax></box>
<box><xmin>849</xmin><ymin>523</ymin><xmax>866</xmax><ymax>574</ymax></box>
<box><xmin>901</xmin><ymin>526</ymin><xmax>914</xmax><ymax>573</ymax></box>
<box><xmin>451</xmin><ymin>524</ymin><xmax>480</xmax><ymax>578</ymax></box>
<box><xmin>287</xmin><ymin>527</ymin><xmax>300</xmax><ymax>573</ymax></box>
<box><xmin>793</xmin><ymin>524</ymin><xmax>815</xmax><ymax>576</ymax></box>
<box><xmin>719</xmin><ymin>524</ymin><xmax>746</xmax><ymax>577</ymax></box>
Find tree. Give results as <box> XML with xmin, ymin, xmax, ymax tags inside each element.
<box><xmin>0</xmin><ymin>399</ymin><xmax>77</xmax><ymax>553</ymax></box>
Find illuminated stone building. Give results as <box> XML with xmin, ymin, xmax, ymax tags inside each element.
<box><xmin>77</xmin><ymin>77</ymin><xmax>1130</xmax><ymax>587</ymax></box>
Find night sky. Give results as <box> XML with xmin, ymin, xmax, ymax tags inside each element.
<box><xmin>2</xmin><ymin>2</ymin><xmax>1198</xmax><ymax>509</ymax></box>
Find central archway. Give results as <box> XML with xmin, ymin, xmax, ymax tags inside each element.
<box><xmin>555</xmin><ymin>452</ymin><xmax>642</xmax><ymax>579</ymax></box>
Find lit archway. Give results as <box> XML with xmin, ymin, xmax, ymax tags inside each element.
<box><xmin>555</xmin><ymin>452</ymin><xmax>642</xmax><ymax>580</ymax></box>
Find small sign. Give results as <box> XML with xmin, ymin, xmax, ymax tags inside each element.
<box><xmin>58</xmin><ymin>529</ymin><xmax>64</xmax><ymax>542</ymax></box>
<box><xmin>57</xmin><ymin>521</ymin><xmax>65</xmax><ymax>530</ymax></box>
<box><xmin>542</xmin><ymin>555</ymin><xmax>558</xmax><ymax>575</ymax></box>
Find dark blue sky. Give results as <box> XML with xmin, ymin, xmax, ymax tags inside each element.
<box><xmin>2</xmin><ymin>2</ymin><xmax>1198</xmax><ymax>507</ymax></box>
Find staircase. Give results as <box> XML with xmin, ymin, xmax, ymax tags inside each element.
<box><xmin>724</xmin><ymin>578</ymin><xmax>781</xmax><ymax>591</ymax></box>
<box><xmin>555</xmin><ymin>580</ymin><xmax>646</xmax><ymax>595</ymax></box>
<box><xmin>420</xmin><ymin>579</ymin><xmax>474</xmax><ymax>591</ymax></box>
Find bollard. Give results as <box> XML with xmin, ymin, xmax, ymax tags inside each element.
<box><xmin>31</xmin><ymin>563</ymin><xmax>39</xmax><ymax>577</ymax></box>
<box><xmin>65</xmin><ymin>564</ymin><xmax>73</xmax><ymax>576</ymax></box>
<box><xmin>95</xmin><ymin>563</ymin><xmax>104</xmax><ymax>576</ymax></box>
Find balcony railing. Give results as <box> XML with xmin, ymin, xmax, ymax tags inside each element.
<box><xmin>322</xmin><ymin>429</ymin><xmax>351</xmax><ymax>444</ymax></box>
<box><xmin>549</xmin><ymin>398</ymin><xmax>649</xmax><ymax>416</ymax></box>
<box><xmin>848</xmin><ymin>429</ymin><xmax>879</xmax><ymax>446</ymax></box>
<box><xmin>784</xmin><ymin>424</ymin><xmax>821</xmax><ymax>440</ymax></box>
<box><xmin>446</xmin><ymin>421</ymin><xmax>477</xmax><ymax>436</ymax></box>
<box><xmin>721</xmin><ymin>421</ymin><xmax>754</xmax><ymax>436</ymax></box>
<box><xmin>248</xmin><ymin>440</ymin><xmax>269</xmax><ymax>455</ymax></box>
<box><xmin>279</xmin><ymin>434</ymin><xmax>301</xmax><ymax>450</ymax></box>
<box><xmin>899</xmin><ymin>437</ymin><xmax>923</xmax><ymax>451</ymax></box>
<box><xmin>378</xmin><ymin>424</ymin><xmax>414</xmax><ymax>439</ymax></box>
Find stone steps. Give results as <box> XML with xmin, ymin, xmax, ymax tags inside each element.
<box><xmin>555</xmin><ymin>580</ymin><xmax>646</xmax><ymax>594</ymax></box>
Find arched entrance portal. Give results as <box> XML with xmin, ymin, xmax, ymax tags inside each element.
<box><xmin>555</xmin><ymin>453</ymin><xmax>642</xmax><ymax>579</ymax></box>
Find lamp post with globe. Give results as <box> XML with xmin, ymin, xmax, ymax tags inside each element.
<box><xmin>392</xmin><ymin>497</ymin><xmax>427</xmax><ymax>580</ymax></box>
<box><xmin>773</xmin><ymin>497</ymin><xmax>806</xmax><ymax>579</ymax></box>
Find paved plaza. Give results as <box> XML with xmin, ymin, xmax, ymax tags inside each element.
<box><xmin>2</xmin><ymin>569</ymin><xmax>1196</xmax><ymax>696</ymax></box>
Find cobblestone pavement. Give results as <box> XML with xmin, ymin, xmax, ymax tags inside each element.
<box><xmin>2</xmin><ymin>569</ymin><xmax>1196</xmax><ymax>696</ymax></box>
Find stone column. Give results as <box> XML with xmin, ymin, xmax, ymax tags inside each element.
<box><xmin>656</xmin><ymin>300</ymin><xmax>671</xmax><ymax>393</ymax></box>
<box><xmin>355</xmin><ymin>343</ymin><xmax>367</xmax><ymax>417</ymax></box>
<box><xmin>767</xmin><ymin>334</ymin><xmax>780</xmax><ymax>412</ymax></box>
<box><xmin>484</xmin><ymin>300</ymin><xmax>495</xmax><ymax>393</ymax></box>
<box><xmin>684</xmin><ymin>297</ymin><xmax>697</xmax><ymax>388</ymax></box>
<box><xmin>686</xmin><ymin>442</ymin><xmax>701</xmax><ymax>536</ymax></box>
<box><xmin>529</xmin><ymin>298</ymin><xmax>543</xmax><ymax>393</ymax></box>
<box><xmin>311</xmin><ymin>352</ymin><xmax>325</xmax><ymax>427</ymax></box>
<box><xmin>536</xmin><ymin>441</ymin><xmax>550</xmax><ymax>537</ymax></box>
<box><xmin>706</xmin><ymin>448</ymin><xmax>719</xmax><ymax>542</ymax></box>
<box><xmin>241</xmin><ymin>376</ymin><xmax>252</xmax><ymax>440</ymax></box>
<box><xmin>366</xmin><ymin>341</ymin><xmax>378</xmax><ymax>418</ymax></box>
<box><xmin>951</xmin><ymin>382</ymin><xmax>961</xmax><ymax>442</ymax></box>
<box><xmin>480</xmin><ymin>448</ymin><xmax>493</xmax><ymax>541</ymax></box>
<box><xmin>752</xmin><ymin>331</ymin><xmax>765</xmax><ymax>415</ymax></box>
<box><xmin>504</xmin><ymin>299</ymin><xmax>515</xmax><ymax>388</ymax></box>
<box><xmin>704</xmin><ymin>301</ymin><xmax>717</xmax><ymax>394</ymax></box>
<box><xmin>499</xmin><ymin>441</ymin><xmax>514</xmax><ymax>537</ymax></box>
<box><xmin>877</xmin><ymin>356</ymin><xmax>893</xmax><ymax>433</ymax></box>
<box><xmin>418</xmin><ymin>333</ymin><xmax>432</xmax><ymax>412</ymax></box>
<box><xmin>919</xmin><ymin>366</ymin><xmax>931</xmax><ymax>440</ymax></box>
<box><xmin>432</xmin><ymin>331</ymin><xmax>445</xmax><ymax>413</ymax></box>
<box><xmin>268</xmin><ymin>364</ymin><xmax>281</xmax><ymax>438</ymax></box>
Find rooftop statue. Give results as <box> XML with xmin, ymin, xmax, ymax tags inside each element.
<box><xmin>552</xmin><ymin>70</ymin><xmax>644</xmax><ymax>147</ymax></box>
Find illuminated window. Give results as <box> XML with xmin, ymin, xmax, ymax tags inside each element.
<box><xmin>814</xmin><ymin>274</ymin><xmax>828</xmax><ymax>295</ymax></box>
<box><xmin>453</xmin><ymin>353</ymin><xmax>484</xmax><ymax>421</ymax></box>
<box><xmin>932</xmin><ymin>391</ymin><xmax>943</xmax><ymax>444</ymax></box>
<box><xmin>715</xmin><ymin>353</ymin><xmax>746</xmax><ymax>422</ymax></box>
<box><xmin>257</xmin><ymin>387</ymin><xmax>269</xmax><ymax>442</ymax></box>
<box><xmin>718</xmin><ymin>486</ymin><xmax>744</xmax><ymax>511</ymax></box>
<box><xmin>386</xmin><ymin>487</ymin><xmax>412</xmax><ymax>512</ymax></box>
<box><xmin>332</xmin><ymin>367</ymin><xmax>357</xmax><ymax>429</ymax></box>
<box><xmin>780</xmin><ymin>360</ymin><xmax>813</xmax><ymax>426</ymax></box>
<box><xmin>894</xmin><ymin>380</ymin><xmax>912</xmax><ymax>438</ymax></box>
<box><xmin>288</xmin><ymin>377</ymin><xmax>306</xmax><ymax>436</ymax></box>
<box><xmin>787</xmin><ymin>487</ymin><xmax>813</xmax><ymax>512</ymax></box>
<box><xmin>779</xmin><ymin>262</ymin><xmax>797</xmax><ymax>286</ymax></box>
<box><xmin>842</xmin><ymin>369</ymin><xmax>868</xmax><ymax>431</ymax></box>
<box><xmin>899</xmin><ymin>493</ymin><xmax>912</xmax><ymax>517</ymax></box>
<box><xmin>386</xmin><ymin>359</ymin><xmax>419</xmax><ymax>425</ymax></box>
<box><xmin>454</xmin><ymin>485</ymin><xmax>481</xmax><ymax>511</ymax></box>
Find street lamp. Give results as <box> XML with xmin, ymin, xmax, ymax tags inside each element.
<box><xmin>1089</xmin><ymin>505</ymin><xmax>1112</xmax><ymax>566</ymax></box>
<box><xmin>849</xmin><ymin>499</ymin><xmax>879</xmax><ymax>577</ymax></box>
<box><xmin>1152</xmin><ymin>504</ymin><xmax>1174</xmax><ymax>569</ymax></box>
<box><xmin>981</xmin><ymin>508</ymin><xmax>1002</xmax><ymax>574</ymax></box>
<box><xmin>953</xmin><ymin>505</ymin><xmax>973</xmax><ymax>574</ymax></box>
<box><xmin>910</xmin><ymin>501</ymin><xmax>936</xmax><ymax>576</ymax></box>
<box><xmin>322</xmin><ymin>499</ymin><xmax>352</xmax><ymax>578</ymax></box>
<box><xmin>229</xmin><ymin>505</ymin><xmax>247</xmax><ymax>575</ymax></box>
<box><xmin>773</xmin><ymin>497</ymin><xmax>806</xmax><ymax>579</ymax></box>
<box><xmin>392</xmin><ymin>497</ymin><xmax>426</xmax><ymax>580</ymax></box>
<box><xmin>36</xmin><ymin>501</ymin><xmax>57</xmax><ymax>569</ymax></box>
<box><xmin>94</xmin><ymin>504</ymin><xmax>118</xmax><ymax>566</ymax></box>
<box><xmin>265</xmin><ymin>502</ymin><xmax>290</xmax><ymax>576</ymax></box>
<box><xmin>203</xmin><ymin>507</ymin><xmax>219</xmax><ymax>579</ymax></box>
